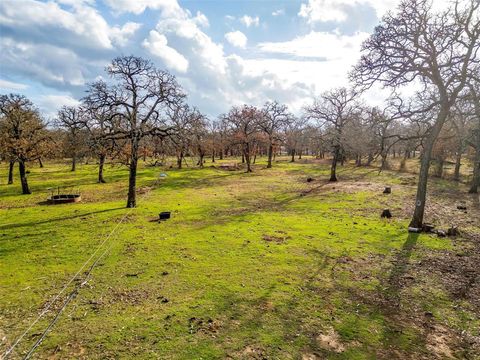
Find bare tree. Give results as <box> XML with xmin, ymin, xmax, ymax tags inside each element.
<box><xmin>83</xmin><ymin>56</ymin><xmax>185</xmax><ymax>208</ymax></box>
<box><xmin>223</xmin><ymin>105</ymin><xmax>261</xmax><ymax>173</ymax></box>
<box><xmin>352</xmin><ymin>0</ymin><xmax>480</xmax><ymax>227</ymax></box>
<box><xmin>305</xmin><ymin>87</ymin><xmax>359</xmax><ymax>181</ymax></box>
<box><xmin>56</xmin><ymin>106</ymin><xmax>84</xmax><ymax>171</ymax></box>
<box><xmin>260</xmin><ymin>101</ymin><xmax>290</xmax><ymax>168</ymax></box>
<box><xmin>466</xmin><ymin>81</ymin><xmax>480</xmax><ymax>193</ymax></box>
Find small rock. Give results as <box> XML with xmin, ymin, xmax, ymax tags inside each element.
<box><xmin>437</xmin><ymin>230</ymin><xmax>446</xmax><ymax>238</ymax></box>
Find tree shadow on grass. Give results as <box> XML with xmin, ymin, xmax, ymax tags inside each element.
<box><xmin>0</xmin><ymin>207</ymin><xmax>124</xmax><ymax>231</ymax></box>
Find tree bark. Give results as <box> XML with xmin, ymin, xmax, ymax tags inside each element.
<box><xmin>290</xmin><ymin>149</ymin><xmax>295</xmax><ymax>162</ymax></box>
<box><xmin>409</xmin><ymin>109</ymin><xmax>448</xmax><ymax>228</ymax></box>
<box><xmin>330</xmin><ymin>146</ymin><xmax>339</xmax><ymax>182</ymax></box>
<box><xmin>71</xmin><ymin>153</ymin><xmax>76</xmax><ymax>172</ymax></box>
<box><xmin>244</xmin><ymin>143</ymin><xmax>252</xmax><ymax>172</ymax></box>
<box><xmin>98</xmin><ymin>153</ymin><xmax>106</xmax><ymax>183</ymax></box>
<box><xmin>469</xmin><ymin>146</ymin><xmax>479</xmax><ymax>193</ymax></box>
<box><xmin>18</xmin><ymin>159</ymin><xmax>31</xmax><ymax>194</ymax></box>
<box><xmin>177</xmin><ymin>151</ymin><xmax>183</xmax><ymax>169</ymax></box>
<box><xmin>8</xmin><ymin>160</ymin><xmax>14</xmax><ymax>184</ymax></box>
<box><xmin>126</xmin><ymin>137</ymin><xmax>139</xmax><ymax>208</ymax></box>
<box><xmin>453</xmin><ymin>149</ymin><xmax>462</xmax><ymax>181</ymax></box>
<box><xmin>38</xmin><ymin>158</ymin><xmax>44</xmax><ymax>168</ymax></box>
<box><xmin>267</xmin><ymin>143</ymin><xmax>273</xmax><ymax>168</ymax></box>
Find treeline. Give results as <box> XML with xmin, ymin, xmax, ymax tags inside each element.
<box><xmin>1</xmin><ymin>0</ymin><xmax>479</xmax><ymax>229</ymax></box>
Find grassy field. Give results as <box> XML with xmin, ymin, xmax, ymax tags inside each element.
<box><xmin>0</xmin><ymin>157</ymin><xmax>479</xmax><ymax>359</ymax></box>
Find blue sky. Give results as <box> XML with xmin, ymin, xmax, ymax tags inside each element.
<box><xmin>0</xmin><ymin>0</ymin><xmax>402</xmax><ymax>118</ymax></box>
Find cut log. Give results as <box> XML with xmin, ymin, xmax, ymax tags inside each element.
<box><xmin>422</xmin><ymin>223</ymin><xmax>435</xmax><ymax>233</ymax></box>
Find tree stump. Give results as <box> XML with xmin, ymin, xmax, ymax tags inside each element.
<box><xmin>381</xmin><ymin>209</ymin><xmax>392</xmax><ymax>218</ymax></box>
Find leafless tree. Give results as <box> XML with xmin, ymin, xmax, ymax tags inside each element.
<box><xmin>305</xmin><ymin>87</ymin><xmax>359</xmax><ymax>181</ymax></box>
<box><xmin>260</xmin><ymin>101</ymin><xmax>291</xmax><ymax>168</ymax></box>
<box><xmin>83</xmin><ymin>56</ymin><xmax>185</xmax><ymax>207</ymax></box>
<box><xmin>352</xmin><ymin>0</ymin><xmax>480</xmax><ymax>227</ymax></box>
<box><xmin>56</xmin><ymin>106</ymin><xmax>84</xmax><ymax>172</ymax></box>
<box><xmin>223</xmin><ymin>105</ymin><xmax>262</xmax><ymax>172</ymax></box>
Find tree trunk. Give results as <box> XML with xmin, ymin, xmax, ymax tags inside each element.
<box><xmin>8</xmin><ymin>160</ymin><xmax>14</xmax><ymax>184</ymax></box>
<box><xmin>291</xmin><ymin>149</ymin><xmax>295</xmax><ymax>162</ymax></box>
<box><xmin>18</xmin><ymin>159</ymin><xmax>31</xmax><ymax>194</ymax></box>
<box><xmin>469</xmin><ymin>145</ymin><xmax>480</xmax><ymax>194</ymax></box>
<box><xmin>98</xmin><ymin>154</ymin><xmax>106</xmax><ymax>183</ymax></box>
<box><xmin>330</xmin><ymin>146</ymin><xmax>339</xmax><ymax>182</ymax></box>
<box><xmin>409</xmin><ymin>109</ymin><xmax>448</xmax><ymax>228</ymax></box>
<box><xmin>38</xmin><ymin>158</ymin><xmax>44</xmax><ymax>168</ymax></box>
<box><xmin>245</xmin><ymin>143</ymin><xmax>252</xmax><ymax>172</ymax></box>
<box><xmin>453</xmin><ymin>148</ymin><xmax>462</xmax><ymax>181</ymax></box>
<box><xmin>367</xmin><ymin>153</ymin><xmax>373</xmax><ymax>166</ymax></box>
<box><xmin>211</xmin><ymin>150</ymin><xmax>215</xmax><ymax>163</ymax></box>
<box><xmin>435</xmin><ymin>159</ymin><xmax>444</xmax><ymax>178</ymax></box>
<box><xmin>198</xmin><ymin>154</ymin><xmax>204</xmax><ymax>168</ymax></box>
<box><xmin>71</xmin><ymin>153</ymin><xmax>76</xmax><ymax>172</ymax></box>
<box><xmin>177</xmin><ymin>151</ymin><xmax>183</xmax><ymax>169</ymax></box>
<box><xmin>356</xmin><ymin>155</ymin><xmax>362</xmax><ymax>167</ymax></box>
<box><xmin>380</xmin><ymin>153</ymin><xmax>389</xmax><ymax>170</ymax></box>
<box><xmin>267</xmin><ymin>143</ymin><xmax>273</xmax><ymax>168</ymax></box>
<box><xmin>126</xmin><ymin>138</ymin><xmax>139</xmax><ymax>208</ymax></box>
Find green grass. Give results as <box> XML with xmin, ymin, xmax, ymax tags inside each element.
<box><xmin>0</xmin><ymin>157</ymin><xmax>478</xmax><ymax>359</ymax></box>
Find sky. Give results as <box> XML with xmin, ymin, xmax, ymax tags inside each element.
<box><xmin>0</xmin><ymin>0</ymin><xmax>417</xmax><ymax>119</ymax></box>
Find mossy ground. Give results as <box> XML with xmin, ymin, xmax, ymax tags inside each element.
<box><xmin>0</xmin><ymin>157</ymin><xmax>479</xmax><ymax>359</ymax></box>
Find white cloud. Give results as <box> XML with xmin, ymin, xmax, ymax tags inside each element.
<box><xmin>0</xmin><ymin>0</ymin><xmax>139</xmax><ymax>50</ymax></box>
<box><xmin>142</xmin><ymin>30</ymin><xmax>189</xmax><ymax>73</ymax></box>
<box><xmin>225</xmin><ymin>31</ymin><xmax>247</xmax><ymax>49</ymax></box>
<box><xmin>240</xmin><ymin>15</ymin><xmax>260</xmax><ymax>27</ymax></box>
<box><xmin>110</xmin><ymin>22</ymin><xmax>142</xmax><ymax>47</ymax></box>
<box><xmin>103</xmin><ymin>0</ymin><xmax>183</xmax><ymax>16</ymax></box>
<box><xmin>272</xmin><ymin>9</ymin><xmax>285</xmax><ymax>16</ymax></box>
<box><xmin>298</xmin><ymin>0</ymin><xmax>351</xmax><ymax>23</ymax></box>
<box><xmin>298</xmin><ymin>0</ymin><xmax>447</xmax><ymax>24</ymax></box>
<box><xmin>258</xmin><ymin>31</ymin><xmax>369</xmax><ymax>60</ymax></box>
<box><xmin>0</xmin><ymin>79</ymin><xmax>28</xmax><ymax>91</ymax></box>
<box><xmin>37</xmin><ymin>94</ymin><xmax>80</xmax><ymax>118</ymax></box>
<box><xmin>0</xmin><ymin>37</ymin><xmax>86</xmax><ymax>88</ymax></box>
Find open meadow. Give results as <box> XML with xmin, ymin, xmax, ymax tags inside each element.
<box><xmin>1</xmin><ymin>157</ymin><xmax>479</xmax><ymax>359</ymax></box>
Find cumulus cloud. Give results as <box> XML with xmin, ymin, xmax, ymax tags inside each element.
<box><xmin>0</xmin><ymin>0</ymin><xmax>139</xmax><ymax>50</ymax></box>
<box><xmin>225</xmin><ymin>31</ymin><xmax>247</xmax><ymax>49</ymax></box>
<box><xmin>142</xmin><ymin>30</ymin><xmax>189</xmax><ymax>73</ymax></box>
<box><xmin>240</xmin><ymin>15</ymin><xmax>260</xmax><ymax>27</ymax></box>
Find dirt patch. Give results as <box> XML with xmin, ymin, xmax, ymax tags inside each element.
<box><xmin>426</xmin><ymin>325</ymin><xmax>455</xmax><ymax>359</ymax></box>
<box><xmin>188</xmin><ymin>317</ymin><xmax>221</xmax><ymax>335</ymax></box>
<box><xmin>102</xmin><ymin>287</ymin><xmax>151</xmax><ymax>306</ymax></box>
<box><xmin>414</xmin><ymin>236</ymin><xmax>480</xmax><ymax>312</ymax></box>
<box><xmin>262</xmin><ymin>233</ymin><xmax>290</xmax><ymax>244</ymax></box>
<box><xmin>316</xmin><ymin>327</ymin><xmax>345</xmax><ymax>353</ymax></box>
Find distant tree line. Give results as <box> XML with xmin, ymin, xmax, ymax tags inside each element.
<box><xmin>0</xmin><ymin>0</ymin><xmax>478</xmax><ymax>228</ymax></box>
